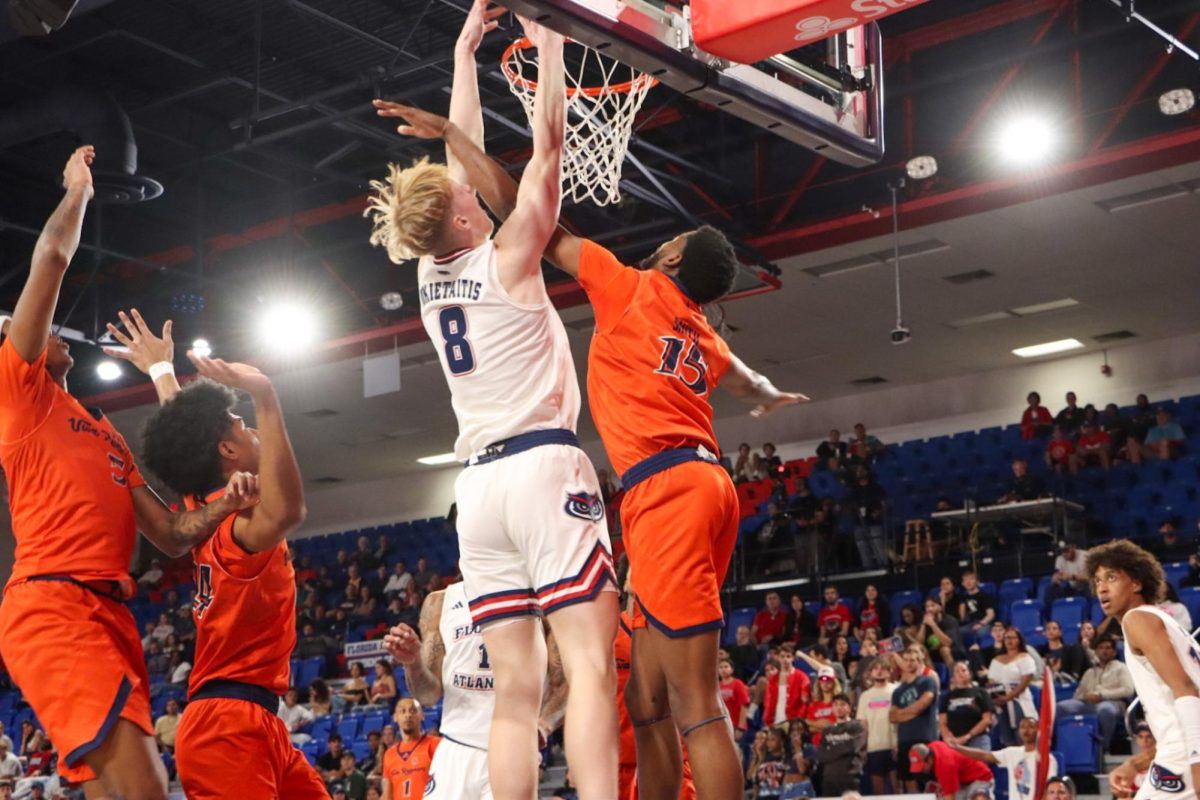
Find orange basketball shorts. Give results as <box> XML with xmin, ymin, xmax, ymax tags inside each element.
<box><xmin>0</xmin><ymin>579</ymin><xmax>152</xmax><ymax>783</ymax></box>
<box><xmin>176</xmin><ymin>696</ymin><xmax>328</xmax><ymax>799</ymax></box>
<box><xmin>622</xmin><ymin>460</ymin><xmax>738</xmax><ymax>637</ymax></box>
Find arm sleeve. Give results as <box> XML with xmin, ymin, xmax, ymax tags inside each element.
<box><xmin>576</xmin><ymin>240</ymin><xmax>640</xmax><ymax>333</ymax></box>
<box><xmin>0</xmin><ymin>339</ymin><xmax>53</xmax><ymax>443</ymax></box>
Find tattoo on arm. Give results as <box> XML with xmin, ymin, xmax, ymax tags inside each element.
<box><xmin>406</xmin><ymin>592</ymin><xmax>445</xmax><ymax>705</ymax></box>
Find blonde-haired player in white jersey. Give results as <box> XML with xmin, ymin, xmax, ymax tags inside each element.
<box><xmin>366</xmin><ymin>4</ymin><xmax>618</xmax><ymax>799</ymax></box>
<box><xmin>1090</xmin><ymin>539</ymin><xmax>1200</xmax><ymax>800</ymax></box>
<box><xmin>383</xmin><ymin>582</ymin><xmax>568</xmax><ymax>799</ymax></box>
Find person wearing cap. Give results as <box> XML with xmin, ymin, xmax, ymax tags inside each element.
<box><xmin>817</xmin><ymin>693</ymin><xmax>867</xmax><ymax>796</ymax></box>
<box><xmin>949</xmin><ymin>717</ymin><xmax>1059</xmax><ymax>800</ymax></box>
<box><xmin>1071</xmin><ymin>420</ymin><xmax>1112</xmax><ymax>472</ymax></box>
<box><xmin>909</xmin><ymin>741</ymin><xmax>994</xmax><ymax>800</ymax></box>
<box><xmin>1110</xmin><ymin>721</ymin><xmax>1156</xmax><ymax>799</ymax></box>
<box><xmin>805</xmin><ymin>666</ymin><xmax>841</xmax><ymax>741</ymax></box>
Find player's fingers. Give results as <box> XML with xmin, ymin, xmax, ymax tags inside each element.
<box><xmin>106</xmin><ymin>322</ymin><xmax>134</xmax><ymax>347</ymax></box>
<box><xmin>484</xmin><ymin>5</ymin><xmax>505</xmax><ymax>20</ymax></box>
<box><xmin>162</xmin><ymin>319</ymin><xmax>173</xmax><ymax>343</ymax></box>
<box><xmin>131</xmin><ymin>308</ymin><xmax>152</xmax><ymax>337</ymax></box>
<box><xmin>397</xmin><ymin>125</ymin><xmax>417</xmax><ymax>136</ymax></box>
<box><xmin>118</xmin><ymin>310</ymin><xmax>140</xmax><ymax>341</ymax></box>
<box><xmin>101</xmin><ymin>346</ymin><xmax>132</xmax><ymax>361</ymax></box>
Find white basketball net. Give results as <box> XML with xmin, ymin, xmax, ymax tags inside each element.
<box><xmin>502</xmin><ymin>38</ymin><xmax>656</xmax><ymax>207</ymax></box>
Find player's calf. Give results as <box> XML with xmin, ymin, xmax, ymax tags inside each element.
<box><xmin>81</xmin><ymin>719</ymin><xmax>168</xmax><ymax>800</ymax></box>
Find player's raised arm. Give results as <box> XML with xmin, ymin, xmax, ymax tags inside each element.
<box><xmin>491</xmin><ymin>17</ymin><xmax>565</xmax><ymax>292</ymax></box>
<box><xmin>385</xmin><ymin>590</ymin><xmax>447</xmax><ymax>706</ymax></box>
<box><xmin>446</xmin><ymin>0</ymin><xmax>501</xmax><ymax>180</ymax></box>
<box><xmin>131</xmin><ymin>471</ymin><xmax>261</xmax><ymax>558</ymax></box>
<box><xmin>187</xmin><ymin>355</ymin><xmax>306</xmax><ymax>553</ymax></box>
<box><xmin>722</xmin><ymin>354</ymin><xmax>809</xmax><ymax>418</ymax></box>
<box><xmin>8</xmin><ymin>146</ymin><xmax>93</xmax><ymax>364</ymax></box>
<box><xmin>104</xmin><ymin>308</ymin><xmax>180</xmax><ymax>404</ymax></box>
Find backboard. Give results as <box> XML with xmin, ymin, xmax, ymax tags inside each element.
<box><xmin>495</xmin><ymin>0</ymin><xmax>885</xmax><ymax>167</ymax></box>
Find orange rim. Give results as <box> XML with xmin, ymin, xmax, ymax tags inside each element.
<box><xmin>500</xmin><ymin>37</ymin><xmax>658</xmax><ymax>98</ymax></box>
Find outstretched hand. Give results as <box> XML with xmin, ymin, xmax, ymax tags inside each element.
<box><xmin>188</xmin><ymin>353</ymin><xmax>274</xmax><ymax>400</ymax></box>
<box><xmin>218</xmin><ymin>471</ymin><xmax>261</xmax><ymax>513</ymax></box>
<box><xmin>103</xmin><ymin>308</ymin><xmax>173</xmax><ymax>375</ymax></box>
<box><xmin>518</xmin><ymin>14</ymin><xmax>563</xmax><ymax>50</ymax></box>
<box><xmin>373</xmin><ymin>100</ymin><xmax>449</xmax><ymax>140</ymax></box>
<box><xmin>63</xmin><ymin>145</ymin><xmax>95</xmax><ymax>198</ymax></box>
<box><xmin>750</xmin><ymin>392</ymin><xmax>809</xmax><ymax>419</ymax></box>
<box><xmin>457</xmin><ymin>0</ymin><xmax>505</xmax><ymax>53</ymax></box>
<box><xmin>383</xmin><ymin>624</ymin><xmax>422</xmax><ymax>666</ymax></box>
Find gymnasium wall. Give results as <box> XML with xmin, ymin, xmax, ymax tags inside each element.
<box><xmin>294</xmin><ymin>329</ymin><xmax>1200</xmax><ymax>538</ymax></box>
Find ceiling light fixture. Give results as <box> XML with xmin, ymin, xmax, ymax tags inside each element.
<box><xmin>259</xmin><ymin>302</ymin><xmax>318</xmax><ymax>355</ymax></box>
<box><xmin>1159</xmin><ymin>88</ymin><xmax>1196</xmax><ymax>116</ymax></box>
<box><xmin>905</xmin><ymin>155</ymin><xmax>938</xmax><ymax>180</ymax></box>
<box><xmin>191</xmin><ymin>338</ymin><xmax>212</xmax><ymax>358</ymax></box>
<box><xmin>995</xmin><ymin>115</ymin><xmax>1056</xmax><ymax>166</ymax></box>
<box><xmin>95</xmin><ymin>361</ymin><xmax>122</xmax><ymax>381</ymax></box>
<box><xmin>1012</xmin><ymin>338</ymin><xmax>1084</xmax><ymax>358</ymax></box>
<box><xmin>416</xmin><ymin>452</ymin><xmax>458</xmax><ymax>466</ymax></box>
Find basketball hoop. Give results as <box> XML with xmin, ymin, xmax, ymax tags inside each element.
<box><xmin>501</xmin><ymin>37</ymin><xmax>656</xmax><ymax>207</ymax></box>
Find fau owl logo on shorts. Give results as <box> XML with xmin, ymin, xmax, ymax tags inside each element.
<box><xmin>1150</xmin><ymin>763</ymin><xmax>1186</xmax><ymax>793</ymax></box>
<box><xmin>564</xmin><ymin>491</ymin><xmax>604</xmax><ymax>522</ymax></box>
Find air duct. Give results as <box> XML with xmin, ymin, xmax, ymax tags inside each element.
<box><xmin>0</xmin><ymin>83</ymin><xmax>163</xmax><ymax>203</ymax></box>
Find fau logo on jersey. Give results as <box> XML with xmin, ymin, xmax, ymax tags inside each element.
<box><xmin>564</xmin><ymin>491</ymin><xmax>604</xmax><ymax>522</ymax></box>
<box><xmin>1150</xmin><ymin>763</ymin><xmax>1186</xmax><ymax>793</ymax></box>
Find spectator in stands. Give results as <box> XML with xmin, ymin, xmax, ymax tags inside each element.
<box><xmin>921</xmin><ymin>597</ymin><xmax>962</xmax><ymax>667</ymax></box>
<box><xmin>317</xmin><ymin>732</ymin><xmax>347</xmax><ymax>781</ymax></box>
<box><xmin>762</xmin><ymin>442</ymin><xmax>784</xmax><ymax>476</ymax></box>
<box><xmin>909</xmin><ymin>742</ymin><xmax>995</xmax><ymax>800</ymax></box>
<box><xmin>896</xmin><ymin>604</ymin><xmax>924</xmax><ymax>648</ymax></box>
<box><xmin>805</xmin><ymin>667</ymin><xmax>841</xmax><ymax>737</ymax></box>
<box><xmin>1056</xmin><ymin>391</ymin><xmax>1083</xmax><ymax>433</ymax></box>
<box><xmin>763</xmin><ymin>656</ymin><xmax>810</xmax><ymax>728</ymax></box>
<box><xmin>1160</xmin><ymin>584</ymin><xmax>1193</xmax><ymax>631</ymax></box>
<box><xmin>957</xmin><ymin>571</ymin><xmax>996</xmax><ymax>642</ymax></box>
<box><xmin>145</xmin><ymin>640</ymin><xmax>169</xmax><ymax>679</ymax></box>
<box><xmin>140</xmin><ymin>621</ymin><xmax>156</xmax><ymax>650</ymax></box>
<box><xmin>23</xmin><ymin>731</ymin><xmax>54</xmax><ymax>777</ymax></box>
<box><xmin>780</xmin><ymin>751</ymin><xmax>815</xmax><ymax>800</ymax></box>
<box><xmin>787</xmin><ymin>595</ymin><xmax>820</xmax><ymax>648</ymax></box>
<box><xmin>850</xmin><ymin>423</ymin><xmax>884</xmax><ymax>463</ymax></box>
<box><xmin>352</xmin><ymin>535</ymin><xmax>380</xmax><ymax>572</ymax></box>
<box><xmin>153</xmin><ymin>698</ymin><xmax>181</xmax><ymax>753</ymax></box>
<box><xmin>1055</xmin><ymin>635</ymin><xmax>1133</xmax><ymax>753</ymax></box>
<box><xmin>372</xmin><ymin>725</ymin><xmax>397</xmax><ymax>779</ymax></box>
<box><xmin>718</xmin><ymin>657</ymin><xmax>751</xmax><ymax>743</ymax></box>
<box><xmin>151</xmin><ymin>611</ymin><xmax>175</xmax><ymax>643</ymax></box>
<box><xmin>732</xmin><ymin>443</ymin><xmax>756</xmax><ymax>483</ymax></box>
<box><xmin>1078</xmin><ymin>621</ymin><xmax>1098</xmax><ymax>661</ymax></box>
<box><xmin>15</xmin><ymin>723</ymin><xmax>32</xmax><ymax>759</ymax></box>
<box><xmin>939</xmin><ymin>661</ymin><xmax>994</xmax><ymax>750</ymax></box>
<box><xmin>832</xmin><ymin>635</ymin><xmax>858</xmax><ymax>682</ymax></box>
<box><xmin>0</xmin><ymin>778</ymin><xmax>11</xmax><ymax>800</ymax></box>
<box><xmin>350</xmin><ymin>586</ymin><xmax>379</xmax><ymax>620</ymax></box>
<box><xmin>937</xmin><ymin>576</ymin><xmax>961</xmax><ymax>617</ymax></box>
<box><xmin>338</xmin><ymin>583</ymin><xmax>360</xmax><ymax>614</ymax></box>
<box><xmin>890</xmin><ymin>645</ymin><xmax>939</xmax><ymax>792</ymax></box>
<box><xmin>1021</xmin><ymin>392</ymin><xmax>1054</xmax><ymax>440</ymax></box>
<box><xmin>747</xmin><ymin>728</ymin><xmax>789</xmax><ymax>797</ymax></box>
<box><xmin>1045</xmin><ymin>776</ymin><xmax>1076</xmax><ymax>800</ymax></box>
<box><xmin>1044</xmin><ymin>426</ymin><xmax>1074</xmax><ymax>474</ymax></box>
<box><xmin>847</xmin><ymin>467</ymin><xmax>887</xmax><ymax>568</ymax></box>
<box><xmin>0</xmin><ymin>723</ymin><xmax>10</xmax><ymax>755</ymax></box>
<box><xmin>334</xmin><ymin>549</ymin><xmax>351</xmax><ymax>581</ymax></box>
<box><xmin>374</xmin><ymin>533</ymin><xmax>390</xmax><ymax>564</ymax></box>
<box><xmin>817</xmin><ymin>693</ymin><xmax>867</xmax><ymax>795</ymax></box>
<box><xmin>855</xmin><ymin>584</ymin><xmax>890</xmax><ymax>642</ymax></box>
<box><xmin>413</xmin><ymin>557</ymin><xmax>436</xmax><ymax>590</ymax></box>
<box><xmin>817</xmin><ymin>586</ymin><xmax>854</xmax><ymax>645</ymax></box>
<box><xmin>0</xmin><ymin>741</ymin><xmax>19</xmax><ymax>780</ymax></box>
<box><xmin>295</xmin><ymin>622</ymin><xmax>335</xmax><ymax>661</ymax></box>
<box><xmin>754</xmin><ymin>592</ymin><xmax>791</xmax><ymax>646</ymax></box>
<box><xmin>340</xmin><ymin>662</ymin><xmax>370</xmax><ymax>707</ymax></box>
<box><xmin>728</xmin><ymin>624</ymin><xmax>761</xmax><ymax>681</ymax></box>
<box><xmin>1101</xmin><ymin>403</ymin><xmax>1132</xmax><ymax>454</ymax></box>
<box><xmin>346</xmin><ymin>563</ymin><xmax>365</xmax><ymax>596</ymax></box>
<box><xmin>280</xmin><ymin>687</ymin><xmax>314</xmax><ymax>745</ymax></box>
<box><xmin>383</xmin><ymin>561</ymin><xmax>414</xmax><ymax>600</ymax></box>
<box><xmin>1072</xmin><ymin>420</ymin><xmax>1112</xmax><ymax>472</ymax></box>
<box><xmin>851</xmin><ymin>635</ymin><xmax>882</xmax><ymax>699</ymax></box>
<box><xmin>1041</xmin><ymin>620</ymin><xmax>1093</xmax><ymax>681</ymax></box>
<box><xmin>1137</xmin><ymin>408</ymin><xmax>1187</xmax><ymax>461</ymax></box>
<box><xmin>359</xmin><ymin>730</ymin><xmax>382</xmax><ymax>775</ymax></box>
<box><xmin>138</xmin><ymin>557</ymin><xmax>165</xmax><ymax>589</ymax></box>
<box><xmin>988</xmin><ymin>627</ymin><xmax>1038</xmax><ymax>746</ymax></box>
<box><xmin>369</xmin><ymin>660</ymin><xmax>397</xmax><ymax>707</ymax></box>
<box><xmin>1130</xmin><ymin>393</ymin><xmax>1156</xmax><ymax>443</ymax></box>
<box><xmin>997</xmin><ymin>459</ymin><xmax>1046</xmax><ymax>504</ymax></box>
<box><xmin>1109</xmin><ymin>721</ymin><xmax>1154</xmax><ymax>800</ymax></box>
<box><xmin>1050</xmin><ymin>542</ymin><xmax>1089</xmax><ymax>601</ymax></box>
<box><xmin>336</xmin><ymin>751</ymin><xmax>367</xmax><ymax>800</ymax></box>
<box><xmin>857</xmin><ymin>659</ymin><xmax>898</xmax><ymax>795</ymax></box>
<box><xmin>817</xmin><ymin>429</ymin><xmax>848</xmax><ymax>471</ymax></box>
<box><xmin>950</xmin><ymin>716</ymin><xmax>1058</xmax><ymax>800</ymax></box>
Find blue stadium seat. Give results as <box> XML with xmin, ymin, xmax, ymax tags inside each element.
<box><xmin>301</xmin><ymin>741</ymin><xmax>321</xmax><ymax>764</ymax></box>
<box><xmin>337</xmin><ymin>716</ymin><xmax>361</xmax><ymax>741</ymax></box>
<box><xmin>1179</xmin><ymin>587</ymin><xmax>1200</xmax><ymax>627</ymax></box>
<box><xmin>1055</xmin><ymin>714</ymin><xmax>1100</xmax><ymax>772</ymax></box>
<box><xmin>350</xmin><ymin>740</ymin><xmax>373</xmax><ymax>761</ymax></box>
<box><xmin>310</xmin><ymin>716</ymin><xmax>335</xmax><ymax>741</ymax></box>
<box><xmin>1050</xmin><ymin>596</ymin><xmax>1087</xmax><ymax>630</ymax></box>
<box><xmin>1009</xmin><ymin>600</ymin><xmax>1043</xmax><ymax>634</ymax></box>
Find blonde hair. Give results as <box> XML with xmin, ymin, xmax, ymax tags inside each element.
<box><xmin>365</xmin><ymin>157</ymin><xmax>452</xmax><ymax>262</ymax></box>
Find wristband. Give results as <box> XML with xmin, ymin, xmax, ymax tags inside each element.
<box><xmin>1172</xmin><ymin>695</ymin><xmax>1200</xmax><ymax>764</ymax></box>
<box><xmin>148</xmin><ymin>361</ymin><xmax>175</xmax><ymax>381</ymax></box>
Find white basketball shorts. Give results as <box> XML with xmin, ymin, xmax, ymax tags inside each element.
<box><xmin>455</xmin><ymin>438</ymin><xmax>616</xmax><ymax>627</ymax></box>
<box><xmin>426</xmin><ymin>737</ymin><xmax>492</xmax><ymax>800</ymax></box>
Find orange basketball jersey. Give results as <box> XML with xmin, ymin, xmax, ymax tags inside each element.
<box><xmin>383</xmin><ymin>735</ymin><xmax>441</xmax><ymax>800</ymax></box>
<box><xmin>575</xmin><ymin>240</ymin><xmax>732</xmax><ymax>476</ymax></box>
<box><xmin>0</xmin><ymin>339</ymin><xmax>145</xmax><ymax>588</ymax></box>
<box><xmin>184</xmin><ymin>490</ymin><xmax>296</xmax><ymax>696</ymax></box>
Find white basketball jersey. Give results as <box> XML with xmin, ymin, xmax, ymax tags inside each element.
<box><xmin>439</xmin><ymin>582</ymin><xmax>495</xmax><ymax>750</ymax></box>
<box><xmin>1123</xmin><ymin>605</ymin><xmax>1200</xmax><ymax>771</ymax></box>
<box><xmin>418</xmin><ymin>241</ymin><xmax>580</xmax><ymax>460</ymax></box>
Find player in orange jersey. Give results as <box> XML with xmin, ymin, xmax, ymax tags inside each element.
<box><xmin>0</xmin><ymin>147</ymin><xmax>257</xmax><ymax>799</ymax></box>
<box><xmin>379</xmin><ymin>102</ymin><xmax>807</xmax><ymax>800</ymax></box>
<box><xmin>382</xmin><ymin>698</ymin><xmax>441</xmax><ymax>800</ymax></box>
<box><xmin>109</xmin><ymin>313</ymin><xmax>324</xmax><ymax>799</ymax></box>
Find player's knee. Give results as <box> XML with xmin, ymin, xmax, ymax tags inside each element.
<box><xmin>113</xmin><ymin>773</ymin><xmax>168</xmax><ymax>800</ymax></box>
